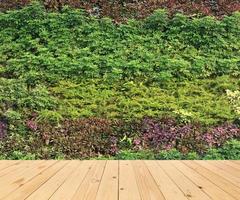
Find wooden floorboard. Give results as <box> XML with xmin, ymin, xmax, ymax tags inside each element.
<box><xmin>0</xmin><ymin>160</ymin><xmax>239</xmax><ymax>200</ymax></box>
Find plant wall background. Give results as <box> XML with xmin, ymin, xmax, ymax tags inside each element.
<box><xmin>0</xmin><ymin>2</ymin><xmax>239</xmax><ymax>159</ymax></box>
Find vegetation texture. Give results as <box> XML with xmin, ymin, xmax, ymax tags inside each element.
<box><xmin>0</xmin><ymin>3</ymin><xmax>239</xmax><ymax>159</ymax></box>
<box><xmin>1</xmin><ymin>1</ymin><xmax>240</xmax><ymax>21</ymax></box>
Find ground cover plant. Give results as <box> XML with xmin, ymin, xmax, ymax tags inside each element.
<box><xmin>0</xmin><ymin>3</ymin><xmax>239</xmax><ymax>159</ymax></box>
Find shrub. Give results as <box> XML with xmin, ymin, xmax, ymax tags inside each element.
<box><xmin>155</xmin><ymin>149</ymin><xmax>182</xmax><ymax>160</ymax></box>
<box><xmin>7</xmin><ymin>151</ymin><xmax>36</xmax><ymax>160</ymax></box>
<box><xmin>37</xmin><ymin>110</ymin><xmax>63</xmax><ymax>125</ymax></box>
<box><xmin>203</xmin><ymin>148</ymin><xmax>224</xmax><ymax>160</ymax></box>
<box><xmin>50</xmin><ymin>78</ymin><xmax>238</xmax><ymax>125</ymax></box>
<box><xmin>0</xmin><ymin>79</ymin><xmax>57</xmax><ymax>113</ymax></box>
<box><xmin>184</xmin><ymin>152</ymin><xmax>200</xmax><ymax>160</ymax></box>
<box><xmin>115</xmin><ymin>150</ymin><xmax>155</xmax><ymax>160</ymax></box>
<box><xmin>0</xmin><ymin>132</ymin><xmax>41</xmax><ymax>158</ymax></box>
<box><xmin>227</xmin><ymin>90</ymin><xmax>240</xmax><ymax>119</ymax></box>
<box><xmin>203</xmin><ymin>140</ymin><xmax>240</xmax><ymax>160</ymax></box>
<box><xmin>38</xmin><ymin>118</ymin><xmax>122</xmax><ymax>159</ymax></box>
<box><xmin>218</xmin><ymin>139</ymin><xmax>240</xmax><ymax>159</ymax></box>
<box><xmin>202</xmin><ymin>124</ymin><xmax>240</xmax><ymax>147</ymax></box>
<box><xmin>138</xmin><ymin>118</ymin><xmax>240</xmax><ymax>154</ymax></box>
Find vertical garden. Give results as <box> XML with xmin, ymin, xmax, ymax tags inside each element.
<box><xmin>0</xmin><ymin>0</ymin><xmax>239</xmax><ymax>159</ymax></box>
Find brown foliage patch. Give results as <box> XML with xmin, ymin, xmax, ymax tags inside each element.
<box><xmin>0</xmin><ymin>1</ymin><xmax>239</xmax><ymax>22</ymax></box>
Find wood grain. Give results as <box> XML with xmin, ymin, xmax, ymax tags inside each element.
<box><xmin>0</xmin><ymin>160</ymin><xmax>238</xmax><ymax>200</ymax></box>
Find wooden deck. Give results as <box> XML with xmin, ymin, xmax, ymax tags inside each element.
<box><xmin>0</xmin><ymin>160</ymin><xmax>239</xmax><ymax>200</ymax></box>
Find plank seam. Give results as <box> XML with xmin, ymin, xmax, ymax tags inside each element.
<box><xmin>94</xmin><ymin>160</ymin><xmax>107</xmax><ymax>199</ymax></box>
<box><xmin>22</xmin><ymin>161</ymin><xmax>69</xmax><ymax>200</ymax></box>
<box><xmin>71</xmin><ymin>161</ymin><xmax>96</xmax><ymax>199</ymax></box>
<box><xmin>194</xmin><ymin>161</ymin><xmax>240</xmax><ymax>189</ymax></box>
<box><xmin>224</xmin><ymin>161</ymin><xmax>240</xmax><ymax>171</ymax></box>
<box><xmin>47</xmin><ymin>161</ymin><xmax>81</xmax><ymax>200</ymax></box>
<box><xmin>170</xmin><ymin>161</ymin><xmax>214</xmax><ymax>200</ymax></box>
<box><xmin>0</xmin><ymin>161</ymin><xmax>21</xmax><ymax>173</ymax></box>
<box><xmin>144</xmin><ymin>161</ymin><xmax>166</xmax><ymax>200</ymax></box>
<box><xmin>208</xmin><ymin>161</ymin><xmax>240</xmax><ymax>177</ymax></box>
<box><xmin>156</xmin><ymin>161</ymin><xmax>197</xmax><ymax>200</ymax></box>
<box><xmin>2</xmin><ymin>161</ymin><xmax>57</xmax><ymax>200</ymax></box>
<box><xmin>182</xmin><ymin>161</ymin><xmax>239</xmax><ymax>200</ymax></box>
<box><xmin>117</xmin><ymin>160</ymin><xmax>119</xmax><ymax>200</ymax></box>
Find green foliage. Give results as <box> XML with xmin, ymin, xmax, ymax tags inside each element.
<box><xmin>1</xmin><ymin>5</ymin><xmax>240</xmax><ymax>84</ymax></box>
<box><xmin>0</xmin><ymin>4</ymin><xmax>240</xmax><ymax>159</ymax></box>
<box><xmin>6</xmin><ymin>151</ymin><xmax>36</xmax><ymax>160</ymax></box>
<box><xmin>155</xmin><ymin>149</ymin><xmax>182</xmax><ymax>160</ymax></box>
<box><xmin>49</xmin><ymin>77</ymin><xmax>238</xmax><ymax>125</ymax></box>
<box><xmin>204</xmin><ymin>140</ymin><xmax>240</xmax><ymax>160</ymax></box>
<box><xmin>0</xmin><ymin>5</ymin><xmax>239</xmax><ymax>125</ymax></box>
<box><xmin>105</xmin><ymin>140</ymin><xmax>240</xmax><ymax>160</ymax></box>
<box><xmin>144</xmin><ymin>9</ymin><xmax>168</xmax><ymax>30</ymax></box>
<box><xmin>5</xmin><ymin>110</ymin><xmax>22</xmax><ymax>121</ymax></box>
<box><xmin>219</xmin><ymin>139</ymin><xmax>240</xmax><ymax>159</ymax></box>
<box><xmin>227</xmin><ymin>90</ymin><xmax>240</xmax><ymax>120</ymax></box>
<box><xmin>203</xmin><ymin>148</ymin><xmax>224</xmax><ymax>160</ymax></box>
<box><xmin>115</xmin><ymin>150</ymin><xmax>155</xmax><ymax>160</ymax></box>
<box><xmin>91</xmin><ymin>155</ymin><xmax>115</xmax><ymax>160</ymax></box>
<box><xmin>184</xmin><ymin>152</ymin><xmax>200</xmax><ymax>160</ymax></box>
<box><xmin>0</xmin><ymin>78</ymin><xmax>57</xmax><ymax>113</ymax></box>
<box><xmin>37</xmin><ymin>110</ymin><xmax>63</xmax><ymax>125</ymax></box>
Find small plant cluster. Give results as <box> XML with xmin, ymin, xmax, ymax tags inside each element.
<box><xmin>227</xmin><ymin>90</ymin><xmax>240</xmax><ymax>118</ymax></box>
<box><xmin>140</xmin><ymin>118</ymin><xmax>239</xmax><ymax>154</ymax></box>
<box><xmin>39</xmin><ymin>118</ymin><xmax>121</xmax><ymax>158</ymax></box>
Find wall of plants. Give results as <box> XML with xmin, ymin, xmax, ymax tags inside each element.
<box><xmin>0</xmin><ymin>2</ymin><xmax>239</xmax><ymax>159</ymax></box>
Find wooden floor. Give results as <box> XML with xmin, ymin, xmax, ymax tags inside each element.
<box><xmin>0</xmin><ymin>160</ymin><xmax>239</xmax><ymax>200</ymax></box>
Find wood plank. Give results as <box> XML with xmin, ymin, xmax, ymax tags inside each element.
<box><xmin>132</xmin><ymin>160</ymin><xmax>165</xmax><ymax>200</ymax></box>
<box><xmin>0</xmin><ymin>161</ymin><xmax>35</xmax><ymax>177</ymax></box>
<box><xmin>225</xmin><ymin>161</ymin><xmax>240</xmax><ymax>170</ymax></box>
<box><xmin>72</xmin><ymin>160</ymin><xmax>106</xmax><ymax>200</ymax></box>
<box><xmin>49</xmin><ymin>161</ymin><xmax>92</xmax><ymax>200</ymax></box>
<box><xmin>158</xmin><ymin>161</ymin><xmax>211</xmax><ymax>200</ymax></box>
<box><xmin>209</xmin><ymin>161</ymin><xmax>240</xmax><ymax>177</ymax></box>
<box><xmin>0</xmin><ymin>161</ymin><xmax>45</xmax><ymax>198</ymax></box>
<box><xmin>173</xmin><ymin>161</ymin><xmax>235</xmax><ymax>200</ymax></box>
<box><xmin>195</xmin><ymin>161</ymin><xmax>240</xmax><ymax>187</ymax></box>
<box><xmin>231</xmin><ymin>161</ymin><xmax>240</xmax><ymax>165</ymax></box>
<box><xmin>0</xmin><ymin>160</ymin><xmax>239</xmax><ymax>200</ymax></box>
<box><xmin>96</xmin><ymin>161</ymin><xmax>118</xmax><ymax>200</ymax></box>
<box><xmin>0</xmin><ymin>161</ymin><xmax>44</xmax><ymax>178</ymax></box>
<box><xmin>4</xmin><ymin>161</ymin><xmax>67</xmax><ymax>200</ymax></box>
<box><xmin>145</xmin><ymin>161</ymin><xmax>188</xmax><ymax>200</ymax></box>
<box><xmin>26</xmin><ymin>161</ymin><xmax>78</xmax><ymax>200</ymax></box>
<box><xmin>0</xmin><ymin>160</ymin><xmax>55</xmax><ymax>199</ymax></box>
<box><xmin>0</xmin><ymin>161</ymin><xmax>20</xmax><ymax>172</ymax></box>
<box><xmin>119</xmin><ymin>160</ymin><xmax>141</xmax><ymax>200</ymax></box>
<box><xmin>183</xmin><ymin>160</ymin><xmax>240</xmax><ymax>200</ymax></box>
